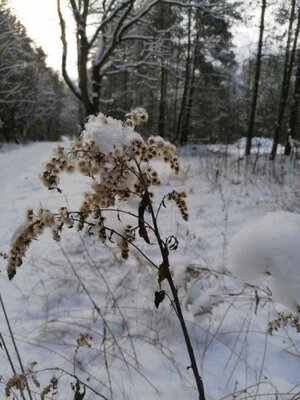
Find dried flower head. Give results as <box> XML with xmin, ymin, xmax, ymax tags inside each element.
<box><xmin>77</xmin><ymin>333</ymin><xmax>93</xmax><ymax>348</ymax></box>
<box><xmin>5</xmin><ymin>374</ymin><xmax>26</xmax><ymax>398</ymax></box>
<box><xmin>125</xmin><ymin>107</ymin><xmax>149</xmax><ymax>127</ymax></box>
<box><xmin>40</xmin><ymin>377</ymin><xmax>58</xmax><ymax>400</ymax></box>
<box><xmin>268</xmin><ymin>312</ymin><xmax>300</xmax><ymax>335</ymax></box>
<box><xmin>28</xmin><ymin>361</ymin><xmax>40</xmax><ymax>388</ymax></box>
<box><xmin>167</xmin><ymin>190</ymin><xmax>188</xmax><ymax>221</ymax></box>
<box><xmin>5</xmin><ymin>109</ymin><xmax>186</xmax><ymax>279</ymax></box>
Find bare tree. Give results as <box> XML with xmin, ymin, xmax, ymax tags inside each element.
<box><xmin>245</xmin><ymin>0</ymin><xmax>267</xmax><ymax>156</ymax></box>
<box><xmin>284</xmin><ymin>48</ymin><xmax>300</xmax><ymax>155</ymax></box>
<box><xmin>57</xmin><ymin>0</ymin><xmax>237</xmax><ymax>120</ymax></box>
<box><xmin>57</xmin><ymin>0</ymin><xmax>171</xmax><ymax>116</ymax></box>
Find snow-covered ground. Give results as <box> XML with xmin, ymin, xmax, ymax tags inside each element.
<box><xmin>1</xmin><ymin>141</ymin><xmax>300</xmax><ymax>399</ymax></box>
<box><xmin>207</xmin><ymin>136</ymin><xmax>286</xmax><ymax>156</ymax></box>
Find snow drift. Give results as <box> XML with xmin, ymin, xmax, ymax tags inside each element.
<box><xmin>228</xmin><ymin>211</ymin><xmax>300</xmax><ymax>312</ymax></box>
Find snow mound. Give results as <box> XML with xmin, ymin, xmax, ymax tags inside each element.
<box><xmin>228</xmin><ymin>211</ymin><xmax>300</xmax><ymax>312</ymax></box>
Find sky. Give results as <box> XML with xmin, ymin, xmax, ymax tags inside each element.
<box><xmin>9</xmin><ymin>0</ymin><xmax>260</xmax><ymax>78</ymax></box>
<box><xmin>9</xmin><ymin>0</ymin><xmax>77</xmax><ymax>76</ymax></box>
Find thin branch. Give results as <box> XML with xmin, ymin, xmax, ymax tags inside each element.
<box><xmin>89</xmin><ymin>0</ymin><xmax>132</xmax><ymax>49</ymax></box>
<box><xmin>27</xmin><ymin>367</ymin><xmax>109</xmax><ymax>400</ymax></box>
<box><xmin>133</xmin><ymin>158</ymin><xmax>206</xmax><ymax>400</ymax></box>
<box><xmin>57</xmin><ymin>0</ymin><xmax>82</xmax><ymax>101</ymax></box>
<box><xmin>0</xmin><ymin>294</ymin><xmax>33</xmax><ymax>400</ymax></box>
<box><xmin>58</xmin><ymin>244</ymin><xmax>131</xmax><ymax>368</ymax></box>
<box><xmin>0</xmin><ymin>332</ymin><xmax>17</xmax><ymax>376</ymax></box>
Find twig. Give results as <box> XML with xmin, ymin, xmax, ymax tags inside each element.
<box><xmin>0</xmin><ymin>332</ymin><xmax>17</xmax><ymax>376</ymax></box>
<box><xmin>134</xmin><ymin>157</ymin><xmax>207</xmax><ymax>400</ymax></box>
<box><xmin>0</xmin><ymin>293</ymin><xmax>33</xmax><ymax>400</ymax></box>
<box><xmin>26</xmin><ymin>367</ymin><xmax>109</xmax><ymax>400</ymax></box>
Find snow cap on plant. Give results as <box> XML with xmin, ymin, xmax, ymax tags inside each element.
<box><xmin>81</xmin><ymin>112</ymin><xmax>136</xmax><ymax>153</ymax></box>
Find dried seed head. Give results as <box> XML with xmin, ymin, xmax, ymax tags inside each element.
<box><xmin>125</xmin><ymin>107</ymin><xmax>149</xmax><ymax>127</ymax></box>
<box><xmin>77</xmin><ymin>333</ymin><xmax>93</xmax><ymax>348</ymax></box>
<box><xmin>5</xmin><ymin>374</ymin><xmax>26</xmax><ymax>398</ymax></box>
<box><xmin>6</xmin><ymin>111</ymin><xmax>184</xmax><ymax>278</ymax></box>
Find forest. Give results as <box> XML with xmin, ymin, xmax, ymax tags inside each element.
<box><xmin>0</xmin><ymin>0</ymin><xmax>299</xmax><ymax>153</ymax></box>
<box><xmin>1</xmin><ymin>1</ymin><xmax>300</xmax><ymax>400</ymax></box>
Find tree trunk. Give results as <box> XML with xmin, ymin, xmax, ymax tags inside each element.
<box><xmin>285</xmin><ymin>50</ymin><xmax>300</xmax><ymax>155</ymax></box>
<box><xmin>77</xmin><ymin>30</ymin><xmax>94</xmax><ymax>114</ymax></box>
<box><xmin>173</xmin><ymin>36</ymin><xmax>181</xmax><ymax>137</ymax></box>
<box><xmin>181</xmin><ymin>17</ymin><xmax>199</xmax><ymax>143</ymax></box>
<box><xmin>91</xmin><ymin>63</ymin><xmax>103</xmax><ymax>115</ymax></box>
<box><xmin>158</xmin><ymin>63</ymin><xmax>167</xmax><ymax>137</ymax></box>
<box><xmin>270</xmin><ymin>0</ymin><xmax>298</xmax><ymax>160</ymax></box>
<box><xmin>181</xmin><ymin>62</ymin><xmax>195</xmax><ymax>143</ymax></box>
<box><xmin>176</xmin><ymin>5</ymin><xmax>192</xmax><ymax>144</ymax></box>
<box><xmin>245</xmin><ymin>0</ymin><xmax>267</xmax><ymax>156</ymax></box>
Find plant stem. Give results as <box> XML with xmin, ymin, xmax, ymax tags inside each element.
<box><xmin>165</xmin><ymin>269</ymin><xmax>206</xmax><ymax>400</ymax></box>
<box><xmin>148</xmin><ymin>194</ymin><xmax>206</xmax><ymax>400</ymax></box>
<box><xmin>0</xmin><ymin>332</ymin><xmax>17</xmax><ymax>375</ymax></box>
<box><xmin>0</xmin><ymin>331</ymin><xmax>28</xmax><ymax>400</ymax></box>
<box><xmin>0</xmin><ymin>293</ymin><xmax>33</xmax><ymax>400</ymax></box>
<box><xmin>133</xmin><ymin>155</ymin><xmax>206</xmax><ymax>400</ymax></box>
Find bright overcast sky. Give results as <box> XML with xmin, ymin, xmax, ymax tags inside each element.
<box><xmin>9</xmin><ymin>0</ymin><xmax>77</xmax><ymax>76</ymax></box>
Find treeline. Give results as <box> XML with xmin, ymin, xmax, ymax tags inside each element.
<box><xmin>0</xmin><ymin>2</ymin><xmax>79</xmax><ymax>144</ymax></box>
<box><xmin>57</xmin><ymin>0</ymin><xmax>240</xmax><ymax>144</ymax></box>
<box><xmin>56</xmin><ymin>0</ymin><xmax>300</xmax><ymax>153</ymax></box>
<box><xmin>243</xmin><ymin>0</ymin><xmax>300</xmax><ymax>158</ymax></box>
<box><xmin>103</xmin><ymin>0</ymin><xmax>300</xmax><ymax>150</ymax></box>
<box><xmin>97</xmin><ymin>2</ymin><xmax>239</xmax><ymax>144</ymax></box>
<box><xmin>1</xmin><ymin>0</ymin><xmax>300</xmax><ymax>153</ymax></box>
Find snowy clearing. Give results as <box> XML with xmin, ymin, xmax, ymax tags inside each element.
<box><xmin>1</xmin><ymin>142</ymin><xmax>300</xmax><ymax>399</ymax></box>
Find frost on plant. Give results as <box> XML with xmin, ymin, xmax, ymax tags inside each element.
<box><xmin>5</xmin><ymin>108</ymin><xmax>185</xmax><ymax>280</ymax></box>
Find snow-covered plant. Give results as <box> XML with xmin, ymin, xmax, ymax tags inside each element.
<box><xmin>4</xmin><ymin>108</ymin><xmax>206</xmax><ymax>400</ymax></box>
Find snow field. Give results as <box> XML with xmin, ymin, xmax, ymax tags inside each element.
<box><xmin>228</xmin><ymin>211</ymin><xmax>300</xmax><ymax>312</ymax></box>
<box><xmin>0</xmin><ymin>142</ymin><xmax>300</xmax><ymax>399</ymax></box>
